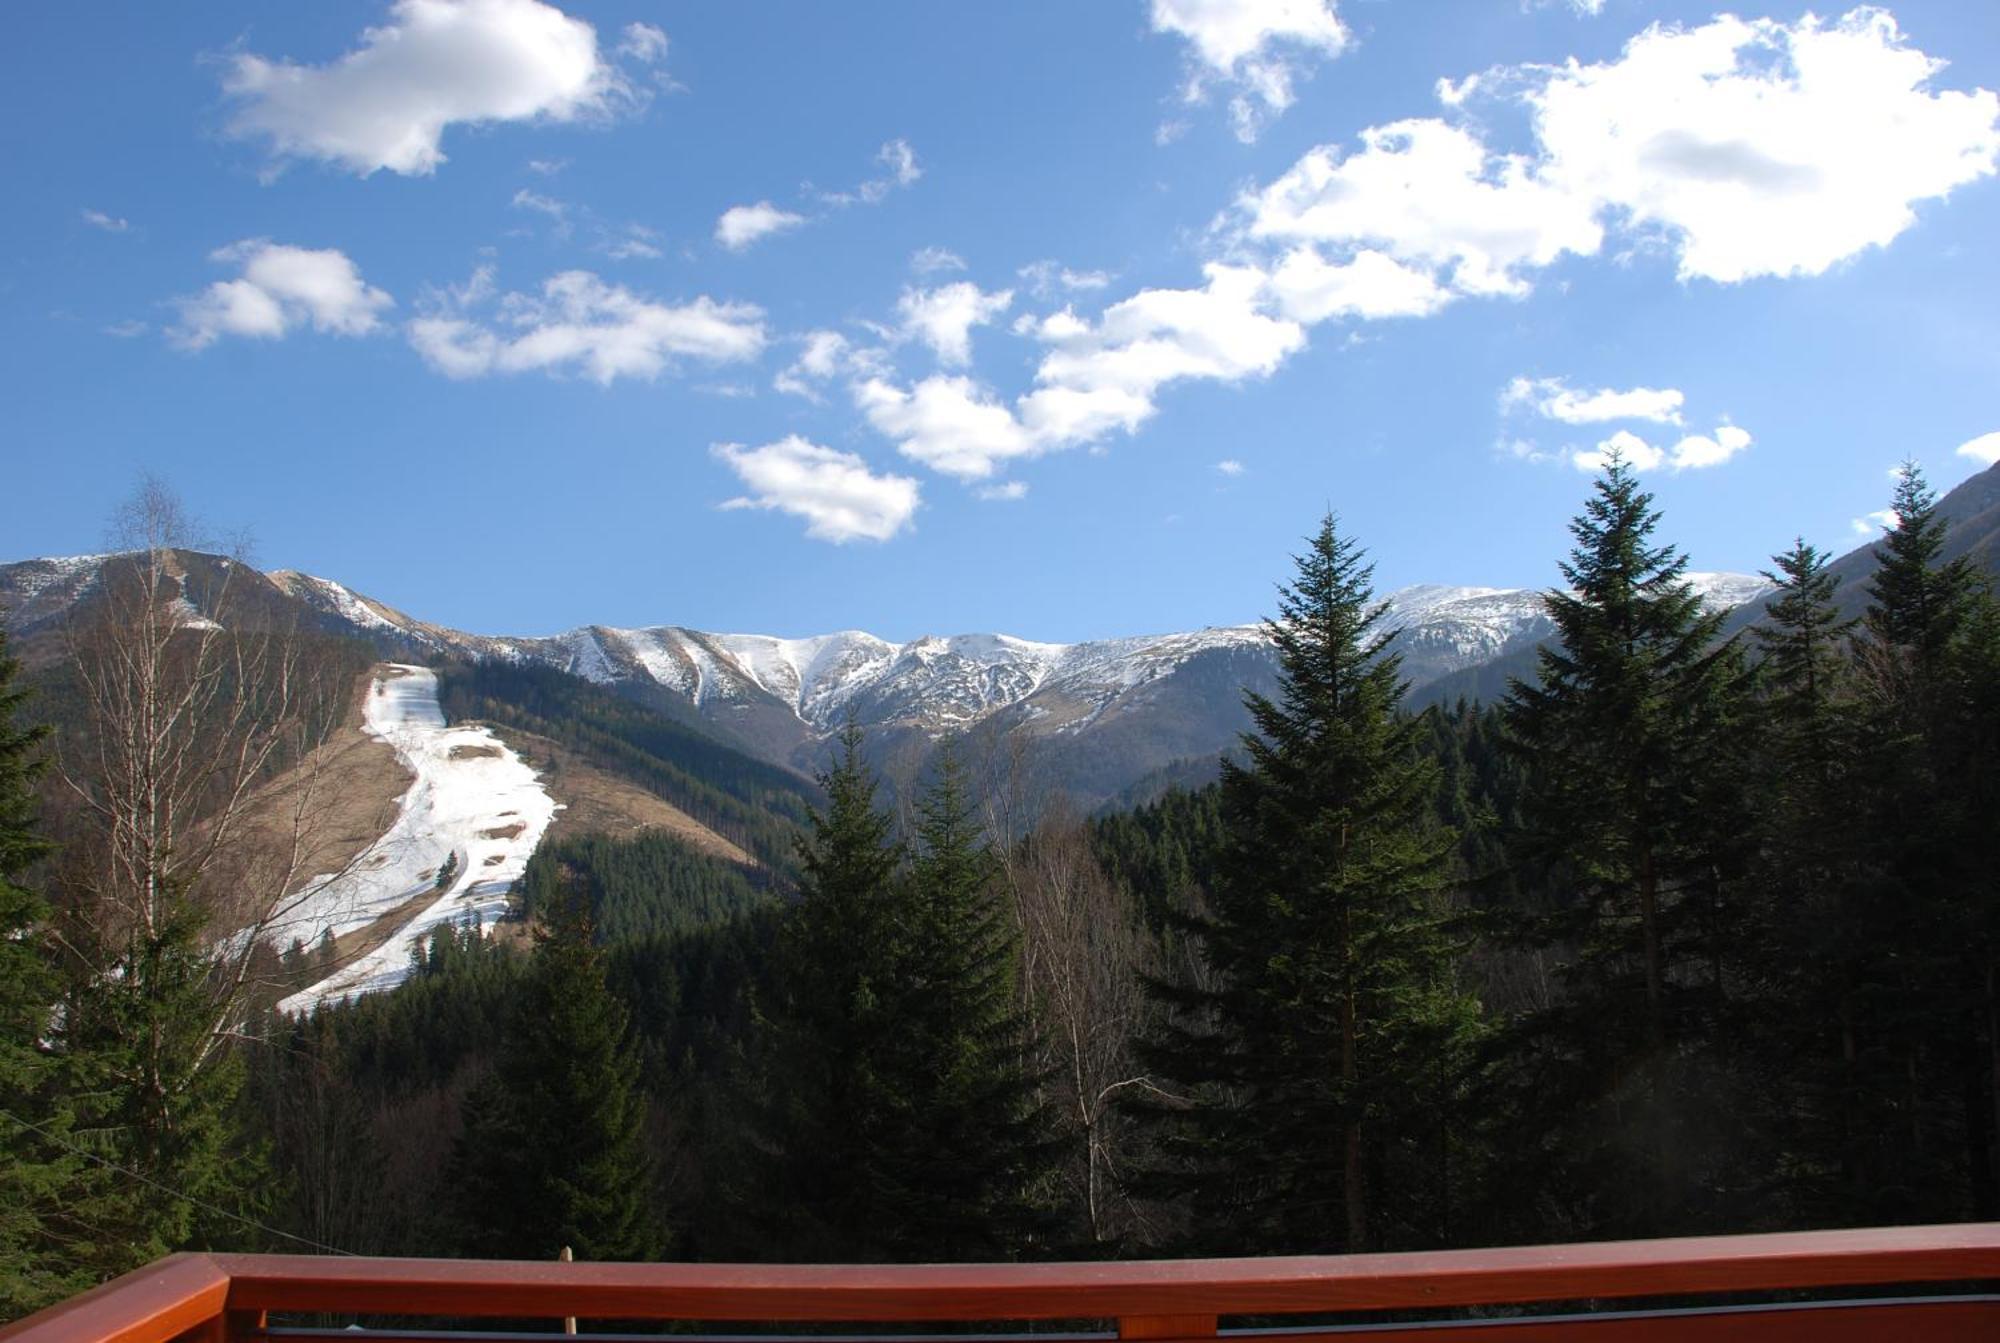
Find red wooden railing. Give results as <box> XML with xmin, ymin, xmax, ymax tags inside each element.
<box><xmin>5</xmin><ymin>1225</ymin><xmax>2000</xmax><ymax>1342</ymax></box>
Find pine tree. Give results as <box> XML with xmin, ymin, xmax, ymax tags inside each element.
<box><xmin>1496</xmin><ymin>456</ymin><xmax>1759</xmax><ymax>1237</ymax></box>
<box><xmin>873</xmin><ymin>746</ymin><xmax>1055</xmax><ymax>1259</ymax></box>
<box><xmin>731</xmin><ymin>723</ymin><xmax>908</xmax><ymax>1259</ymax></box>
<box><xmin>0</xmin><ymin>629</ymin><xmax>92</xmax><ymax>1316</ymax></box>
<box><xmin>1140</xmin><ymin>513</ymin><xmax>1479</xmax><ymax>1255</ymax></box>
<box><xmin>451</xmin><ymin>876</ymin><xmax>662</xmax><ymax>1260</ymax></box>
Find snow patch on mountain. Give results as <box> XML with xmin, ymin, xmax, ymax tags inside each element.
<box><xmin>1685</xmin><ymin>571</ymin><xmax>1775</xmax><ymax>611</ymax></box>
<box><xmin>276</xmin><ymin>664</ymin><xmax>558</xmax><ymax>1014</ymax></box>
<box><xmin>5</xmin><ymin>553</ymin><xmax>115</xmax><ymax>604</ymax></box>
<box><xmin>272</xmin><ymin>571</ymin><xmax>403</xmax><ymax>633</ymax></box>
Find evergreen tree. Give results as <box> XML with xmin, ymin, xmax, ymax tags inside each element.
<box><xmin>451</xmin><ymin>876</ymin><xmax>662</xmax><ymax>1260</ymax></box>
<box><xmin>52</xmin><ymin>878</ymin><xmax>259</xmax><ymax>1278</ymax></box>
<box><xmin>1865</xmin><ymin>461</ymin><xmax>1978</xmax><ymax>695</ymax></box>
<box><xmin>1746</xmin><ymin>541</ymin><xmax>1866</xmax><ymax>1219</ymax></box>
<box><xmin>1140</xmin><ymin>513</ymin><xmax>1479</xmax><ymax>1254</ymax></box>
<box><xmin>1496</xmin><ymin>456</ymin><xmax>1759</xmax><ymax>1237</ymax></box>
<box><xmin>1756</xmin><ymin>540</ymin><xmax>1856</xmax><ymax>795</ymax></box>
<box><xmin>0</xmin><ymin>628</ymin><xmax>91</xmax><ymax>1316</ymax></box>
<box><xmin>1839</xmin><ymin>462</ymin><xmax>1997</xmax><ymax>1219</ymax></box>
<box><xmin>731</xmin><ymin>723</ymin><xmax>908</xmax><ymax>1259</ymax></box>
<box><xmin>874</xmin><ymin>746</ymin><xmax>1055</xmax><ymax>1258</ymax></box>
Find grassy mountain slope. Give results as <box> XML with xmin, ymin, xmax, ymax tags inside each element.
<box><xmin>433</xmin><ymin>660</ymin><xmax>817</xmax><ymax>873</ymax></box>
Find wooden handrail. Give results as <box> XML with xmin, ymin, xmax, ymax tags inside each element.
<box><xmin>4</xmin><ymin>1225</ymin><xmax>2000</xmax><ymax>1343</ymax></box>
<box><xmin>211</xmin><ymin>1224</ymin><xmax>2000</xmax><ymax>1320</ymax></box>
<box><xmin>0</xmin><ymin>1253</ymin><xmax>228</xmax><ymax>1343</ymax></box>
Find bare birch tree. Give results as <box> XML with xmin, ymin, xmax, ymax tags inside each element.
<box><xmin>1001</xmin><ymin>794</ymin><xmax>1166</xmax><ymax>1245</ymax></box>
<box><xmin>51</xmin><ymin>479</ymin><xmax>360</xmax><ymax>1161</ymax></box>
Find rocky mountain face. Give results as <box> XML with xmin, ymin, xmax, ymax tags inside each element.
<box><xmin>1</xmin><ymin>551</ymin><xmax>1780</xmax><ymax>806</ymax></box>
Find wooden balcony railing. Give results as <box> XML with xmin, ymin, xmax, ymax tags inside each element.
<box><xmin>5</xmin><ymin>1224</ymin><xmax>2000</xmax><ymax>1343</ymax></box>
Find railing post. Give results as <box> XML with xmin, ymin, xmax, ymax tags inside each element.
<box><xmin>559</xmin><ymin>1246</ymin><xmax>577</xmax><ymax>1336</ymax></box>
<box><xmin>1118</xmin><ymin>1315</ymin><xmax>1218</xmax><ymax>1341</ymax></box>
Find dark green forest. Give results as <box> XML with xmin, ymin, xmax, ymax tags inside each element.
<box><xmin>3</xmin><ymin>457</ymin><xmax>1998</xmax><ymax>1311</ymax></box>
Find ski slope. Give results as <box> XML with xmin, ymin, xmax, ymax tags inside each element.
<box><xmin>277</xmin><ymin>664</ymin><xmax>558</xmax><ymax>1014</ymax></box>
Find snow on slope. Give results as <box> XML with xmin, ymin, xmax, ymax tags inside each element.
<box><xmin>704</xmin><ymin>630</ymin><xmax>897</xmax><ymax>720</ymax></box>
<box><xmin>1685</xmin><ymin>571</ymin><xmax>1775</xmax><ymax>611</ymax></box>
<box><xmin>277</xmin><ymin>664</ymin><xmax>558</xmax><ymax>1014</ymax></box>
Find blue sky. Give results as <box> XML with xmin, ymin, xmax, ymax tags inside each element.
<box><xmin>3</xmin><ymin>0</ymin><xmax>1997</xmax><ymax>642</ymax></box>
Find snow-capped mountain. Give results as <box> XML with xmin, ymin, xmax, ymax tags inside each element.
<box><xmin>0</xmin><ymin>550</ymin><xmax>1773</xmax><ymax>801</ymax></box>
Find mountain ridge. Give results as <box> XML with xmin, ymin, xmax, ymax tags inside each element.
<box><xmin>0</xmin><ymin>548</ymin><xmax>1775</xmax><ymax>804</ymax></box>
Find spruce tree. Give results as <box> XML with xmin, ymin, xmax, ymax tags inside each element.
<box><xmin>1746</xmin><ymin>541</ymin><xmax>1866</xmax><ymax>1219</ymax></box>
<box><xmin>1842</xmin><ymin>462</ymin><xmax>1996</xmax><ymax>1219</ymax></box>
<box><xmin>874</xmin><ymin>746</ymin><xmax>1054</xmax><ymax>1259</ymax></box>
<box><xmin>0</xmin><ymin>629</ymin><xmax>91</xmax><ymax>1316</ymax></box>
<box><xmin>54</xmin><ymin>875</ymin><xmax>257</xmax><ymax>1277</ymax></box>
<box><xmin>1756</xmin><ymin>540</ymin><xmax>1856</xmax><ymax>794</ymax></box>
<box><xmin>451</xmin><ymin>877</ymin><xmax>662</xmax><ymax>1260</ymax></box>
<box><xmin>1140</xmin><ymin>513</ymin><xmax>1478</xmax><ymax>1254</ymax></box>
<box><xmin>1866</xmin><ymin>461</ymin><xmax>1977</xmax><ymax>694</ymax></box>
<box><xmin>732</xmin><ymin>723</ymin><xmax>908</xmax><ymax>1259</ymax></box>
<box><xmin>1496</xmin><ymin>455</ymin><xmax>1759</xmax><ymax>1237</ymax></box>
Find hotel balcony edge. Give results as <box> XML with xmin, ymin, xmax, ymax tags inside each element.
<box><xmin>5</xmin><ymin>1223</ymin><xmax>2000</xmax><ymax>1343</ymax></box>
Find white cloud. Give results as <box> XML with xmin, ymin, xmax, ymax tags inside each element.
<box><xmin>1572</xmin><ymin>428</ymin><xmax>1665</xmax><ymax>473</ymax></box>
<box><xmin>1018</xmin><ymin>260</ymin><xmax>1114</xmax><ymax>299</ymax></box>
<box><xmin>855</xmin><ymin>376</ymin><xmax>1040</xmax><ymax>481</ymax></box>
<box><xmin>819</xmin><ymin>138</ymin><xmax>924</xmax><ymax>207</ymax></box>
<box><xmin>1215</xmin><ymin>459</ymin><xmax>1246</xmax><ymax>476</ymax></box>
<box><xmin>1020</xmin><ymin>263</ymin><xmax>1305</xmax><ymax>445</ymax></box>
<box><xmin>845</xmin><ymin>264</ymin><xmax>1305</xmax><ymax>484</ymax></box>
<box><xmin>511</xmin><ymin>187</ymin><xmax>569</xmax><ymax>229</ymax></box>
<box><xmin>1243</xmin><ymin>117</ymin><xmax>1602</xmax><ymax>300</ymax></box>
<box><xmin>715</xmin><ymin>436</ymin><xmax>918</xmax><ymax>543</ymax></box>
<box><xmin>617</xmin><ymin>22</ymin><xmax>668</xmax><ymax>64</ymax></box>
<box><xmin>877</xmin><ymin>138</ymin><xmax>920</xmax><ymax>188</ymax></box>
<box><xmin>104</xmin><ymin>320</ymin><xmax>149</xmax><ymax>339</ymax></box>
<box><xmin>526</xmin><ymin>157</ymin><xmax>567</xmax><ymax>175</ymax></box>
<box><xmin>1151</xmin><ymin>0</ymin><xmax>1349</xmax><ymax>143</ymax></box>
<box><xmin>408</xmin><ymin>269</ymin><xmax>763</xmax><ymax>383</ymax></box>
<box><xmin>1502</xmin><ymin>375</ymin><xmax>1685</xmax><ymax>425</ymax></box>
<box><xmin>897</xmin><ymin>282</ymin><xmax>1014</xmax><ymax>366</ymax></box>
<box><xmin>978</xmin><ymin>481</ymin><xmax>1029</xmax><ymax>502</ymax></box>
<box><xmin>1529</xmin><ymin>11</ymin><xmax>2000</xmax><ymax>283</ymax></box>
<box><xmin>81</xmin><ymin>209</ymin><xmax>130</xmax><ymax>233</ymax></box>
<box><xmin>224</xmin><ymin>0</ymin><xmax>635</xmax><ymax>178</ymax></box>
<box><xmin>1957</xmin><ymin>430</ymin><xmax>2000</xmax><ymax>466</ymax></box>
<box><xmin>172</xmin><ymin>240</ymin><xmax>393</xmax><ymax>350</ymax></box>
<box><xmin>1852</xmin><ymin>507</ymin><xmax>1899</xmax><ymax>536</ymax></box>
<box><xmin>774</xmin><ymin>329</ymin><xmax>864</xmax><ymax>400</ymax></box>
<box><xmin>1266</xmin><ymin>246</ymin><xmax>1450</xmax><ymax>321</ymax></box>
<box><xmin>1571</xmin><ymin>423</ymin><xmax>1751</xmax><ymax>473</ymax></box>
<box><xmin>600</xmin><ymin>224</ymin><xmax>663</xmax><ymax>260</ymax></box>
<box><xmin>1238</xmin><ymin>12</ymin><xmax>2000</xmax><ymax>303</ymax></box>
<box><xmin>715</xmin><ymin>201</ymin><xmax>806</xmax><ymax>251</ymax></box>
<box><xmin>1668</xmin><ymin>424</ymin><xmax>1753</xmax><ymax>469</ymax></box>
<box><xmin>856</xmin><ymin>264</ymin><xmax>1304</xmax><ymax>481</ymax></box>
<box><xmin>911</xmin><ymin>246</ymin><xmax>967</xmax><ymax>275</ymax></box>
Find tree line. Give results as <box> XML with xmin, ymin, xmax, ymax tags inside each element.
<box><xmin>2</xmin><ymin>457</ymin><xmax>1998</xmax><ymax>1312</ymax></box>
